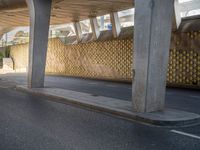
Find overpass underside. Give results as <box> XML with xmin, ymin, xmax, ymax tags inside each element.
<box><xmin>0</xmin><ymin>0</ymin><xmax>199</xmax><ymax>114</ymax></box>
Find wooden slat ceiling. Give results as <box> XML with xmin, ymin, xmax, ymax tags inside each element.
<box><xmin>0</xmin><ymin>0</ymin><xmax>133</xmax><ymax>35</ymax></box>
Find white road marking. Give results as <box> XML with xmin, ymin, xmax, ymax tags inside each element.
<box><xmin>171</xmin><ymin>130</ymin><xmax>200</xmax><ymax>140</ymax></box>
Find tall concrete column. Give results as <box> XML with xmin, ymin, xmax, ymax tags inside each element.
<box><xmin>26</xmin><ymin>0</ymin><xmax>52</xmax><ymax>88</ymax></box>
<box><xmin>132</xmin><ymin>0</ymin><xmax>174</xmax><ymax>112</ymax></box>
<box><xmin>90</xmin><ymin>17</ymin><xmax>100</xmax><ymax>40</ymax></box>
<box><xmin>73</xmin><ymin>21</ymin><xmax>82</xmax><ymax>42</ymax></box>
<box><xmin>110</xmin><ymin>12</ymin><xmax>121</xmax><ymax>38</ymax></box>
<box><xmin>174</xmin><ymin>0</ymin><xmax>181</xmax><ymax>29</ymax></box>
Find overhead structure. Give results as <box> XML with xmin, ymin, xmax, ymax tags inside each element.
<box><xmin>0</xmin><ymin>0</ymin><xmax>199</xmax><ymax>34</ymax></box>
<box><xmin>0</xmin><ymin>0</ymin><xmax>133</xmax><ymax>35</ymax></box>
<box><xmin>0</xmin><ymin>0</ymin><xmax>200</xmax><ymax>113</ymax></box>
<box><xmin>178</xmin><ymin>0</ymin><xmax>200</xmax><ymax>15</ymax></box>
<box><xmin>179</xmin><ymin>15</ymin><xmax>200</xmax><ymax>32</ymax></box>
<box><xmin>23</xmin><ymin>0</ymin><xmax>132</xmax><ymax>88</ymax></box>
<box><xmin>173</xmin><ymin>0</ymin><xmax>200</xmax><ymax>31</ymax></box>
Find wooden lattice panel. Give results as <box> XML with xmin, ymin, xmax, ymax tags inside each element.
<box><xmin>46</xmin><ymin>38</ymin><xmax>133</xmax><ymax>81</ymax></box>
<box><xmin>10</xmin><ymin>44</ymin><xmax>28</xmax><ymax>72</ymax></box>
<box><xmin>10</xmin><ymin>31</ymin><xmax>200</xmax><ymax>88</ymax></box>
<box><xmin>167</xmin><ymin>31</ymin><xmax>200</xmax><ymax>87</ymax></box>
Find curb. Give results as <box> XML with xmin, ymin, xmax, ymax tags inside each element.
<box><xmin>16</xmin><ymin>85</ymin><xmax>200</xmax><ymax>127</ymax></box>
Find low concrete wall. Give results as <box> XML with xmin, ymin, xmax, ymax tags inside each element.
<box><xmin>10</xmin><ymin>30</ymin><xmax>200</xmax><ymax>88</ymax></box>
<box><xmin>3</xmin><ymin>58</ymin><xmax>14</xmax><ymax>70</ymax></box>
<box><xmin>0</xmin><ymin>58</ymin><xmax>15</xmax><ymax>74</ymax></box>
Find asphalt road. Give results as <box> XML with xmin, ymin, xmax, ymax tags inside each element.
<box><xmin>0</xmin><ymin>74</ymin><xmax>200</xmax><ymax>150</ymax></box>
<box><xmin>0</xmin><ymin>73</ymin><xmax>200</xmax><ymax>150</ymax></box>
<box><xmin>0</xmin><ymin>73</ymin><xmax>200</xmax><ymax>114</ymax></box>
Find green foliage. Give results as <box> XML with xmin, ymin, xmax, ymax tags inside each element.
<box><xmin>0</xmin><ymin>52</ymin><xmax>4</xmax><ymax>60</ymax></box>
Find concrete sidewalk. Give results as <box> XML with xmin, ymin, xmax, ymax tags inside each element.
<box><xmin>1</xmin><ymin>73</ymin><xmax>200</xmax><ymax>127</ymax></box>
<box><xmin>17</xmin><ymin>85</ymin><xmax>200</xmax><ymax>127</ymax></box>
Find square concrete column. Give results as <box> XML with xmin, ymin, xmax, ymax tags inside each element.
<box><xmin>73</xmin><ymin>21</ymin><xmax>82</xmax><ymax>42</ymax></box>
<box><xmin>90</xmin><ymin>17</ymin><xmax>100</xmax><ymax>40</ymax></box>
<box><xmin>174</xmin><ymin>0</ymin><xmax>181</xmax><ymax>29</ymax></box>
<box><xmin>110</xmin><ymin>12</ymin><xmax>121</xmax><ymax>38</ymax></box>
<box><xmin>26</xmin><ymin>0</ymin><xmax>52</xmax><ymax>88</ymax></box>
<box><xmin>132</xmin><ymin>0</ymin><xmax>174</xmax><ymax>112</ymax></box>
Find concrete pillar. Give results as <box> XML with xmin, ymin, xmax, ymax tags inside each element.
<box><xmin>174</xmin><ymin>0</ymin><xmax>181</xmax><ymax>29</ymax></box>
<box><xmin>132</xmin><ymin>0</ymin><xmax>174</xmax><ymax>112</ymax></box>
<box><xmin>100</xmin><ymin>16</ymin><xmax>104</xmax><ymax>30</ymax></box>
<box><xmin>73</xmin><ymin>21</ymin><xmax>82</xmax><ymax>42</ymax></box>
<box><xmin>110</xmin><ymin>12</ymin><xmax>121</xmax><ymax>38</ymax></box>
<box><xmin>26</xmin><ymin>0</ymin><xmax>52</xmax><ymax>88</ymax></box>
<box><xmin>90</xmin><ymin>17</ymin><xmax>100</xmax><ymax>40</ymax></box>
